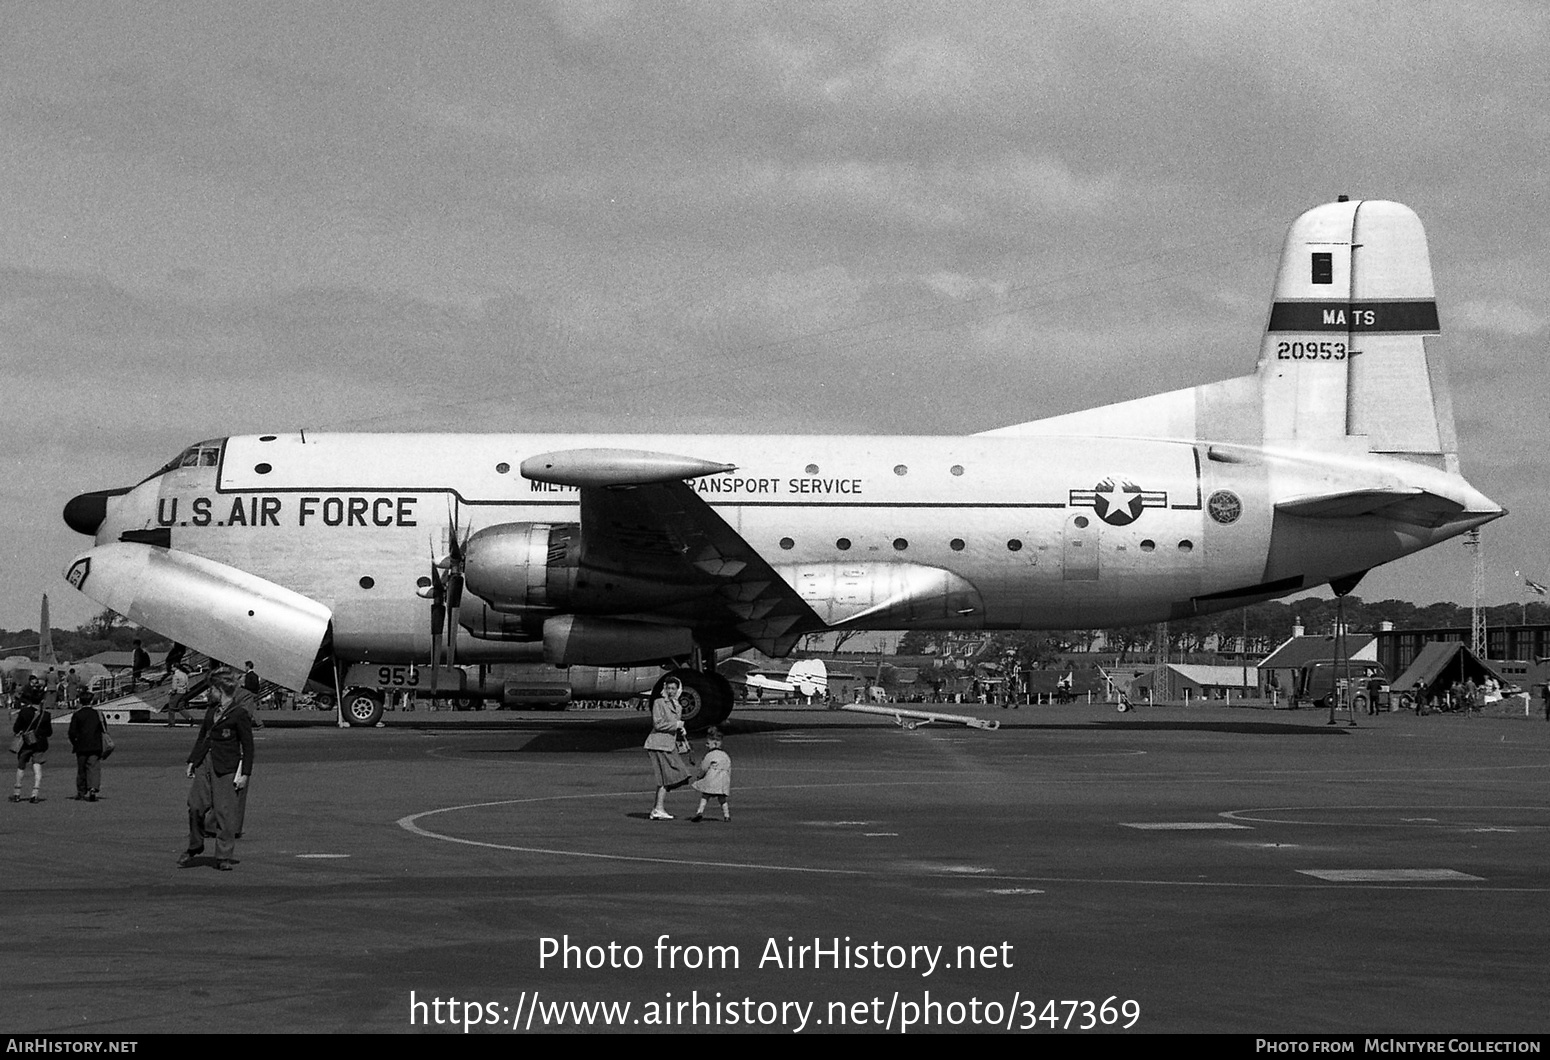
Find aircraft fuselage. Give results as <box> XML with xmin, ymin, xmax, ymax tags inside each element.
<box><xmin>75</xmin><ymin>429</ymin><xmax>1488</xmax><ymax>666</ymax></box>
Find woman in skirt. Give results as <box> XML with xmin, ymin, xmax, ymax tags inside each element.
<box><xmin>644</xmin><ymin>677</ymin><xmax>692</xmax><ymax>820</ymax></box>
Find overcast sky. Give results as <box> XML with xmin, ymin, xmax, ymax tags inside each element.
<box><xmin>2</xmin><ymin>1</ymin><xmax>1546</xmax><ymax>634</ymax></box>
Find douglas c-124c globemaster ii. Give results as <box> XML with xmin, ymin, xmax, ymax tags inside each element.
<box><xmin>62</xmin><ymin>200</ymin><xmax>1503</xmax><ymax>728</ymax></box>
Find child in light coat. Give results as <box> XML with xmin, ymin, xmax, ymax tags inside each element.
<box><xmin>691</xmin><ymin>728</ymin><xmax>731</xmax><ymax>823</ymax></box>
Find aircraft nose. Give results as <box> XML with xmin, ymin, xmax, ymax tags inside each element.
<box><xmin>63</xmin><ymin>488</ymin><xmax>129</xmax><ymax>536</ymax></box>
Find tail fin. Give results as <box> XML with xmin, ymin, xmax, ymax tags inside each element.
<box><xmin>1258</xmin><ymin>199</ymin><xmax>1460</xmax><ymax>470</ymax></box>
<box><xmin>786</xmin><ymin>658</ymin><xmax>828</xmax><ymax>697</ymax></box>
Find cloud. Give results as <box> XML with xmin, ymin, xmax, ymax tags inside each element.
<box><xmin>1450</xmin><ymin>299</ymin><xmax>1546</xmax><ymax>338</ymax></box>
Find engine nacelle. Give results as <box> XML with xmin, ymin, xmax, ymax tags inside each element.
<box><xmin>458</xmin><ymin>601</ymin><xmax>545</xmax><ymax>641</ymax></box>
<box><xmin>463</xmin><ymin>522</ymin><xmax>580</xmax><ymax>613</ymax></box>
<box><xmin>462</xmin><ymin>521</ymin><xmax>706</xmax><ymax>622</ymax></box>
<box><xmin>542</xmin><ymin>615</ymin><xmax>692</xmax><ymax>667</ymax></box>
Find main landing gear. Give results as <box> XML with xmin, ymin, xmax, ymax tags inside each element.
<box><xmin>654</xmin><ymin>667</ymin><xmax>734</xmax><ymax>731</ymax></box>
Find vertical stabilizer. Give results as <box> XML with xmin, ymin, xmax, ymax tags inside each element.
<box><xmin>1258</xmin><ymin>199</ymin><xmax>1458</xmax><ymax>469</ymax></box>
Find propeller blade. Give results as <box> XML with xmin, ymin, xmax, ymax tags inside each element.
<box><xmin>427</xmin><ymin>546</ymin><xmax>445</xmax><ymax>694</ymax></box>
<box><xmin>446</xmin><ymin>572</ymin><xmax>463</xmax><ymax>668</ymax></box>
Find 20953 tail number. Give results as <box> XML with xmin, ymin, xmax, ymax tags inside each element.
<box><xmin>1277</xmin><ymin>340</ymin><xmax>1347</xmax><ymax>360</ymax></box>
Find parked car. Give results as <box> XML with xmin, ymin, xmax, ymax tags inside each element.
<box><xmin>1293</xmin><ymin>660</ymin><xmax>1388</xmax><ymax>710</ymax></box>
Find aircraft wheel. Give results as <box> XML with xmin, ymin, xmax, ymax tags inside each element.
<box><xmin>342</xmin><ymin>687</ymin><xmax>384</xmax><ymax>727</ymax></box>
<box><xmin>451</xmin><ymin>694</ymin><xmax>482</xmax><ymax>712</ymax></box>
<box><xmin>658</xmin><ymin>669</ymin><xmax>733</xmax><ymax>732</ymax></box>
<box><xmin>1397</xmin><ymin>693</ymin><xmax>1414</xmax><ymax>711</ymax></box>
<box><xmin>1352</xmin><ymin>693</ymin><xmax>1369</xmax><ymax>713</ymax></box>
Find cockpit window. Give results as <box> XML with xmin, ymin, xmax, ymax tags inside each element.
<box><xmin>139</xmin><ymin>440</ymin><xmax>227</xmax><ymax>484</ymax></box>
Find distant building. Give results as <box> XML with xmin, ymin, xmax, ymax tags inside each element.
<box><xmin>1258</xmin><ymin>633</ymin><xmax>1376</xmax><ymax>695</ymax></box>
<box><xmin>1372</xmin><ymin>624</ymin><xmax>1550</xmax><ymax>679</ymax></box>
<box><xmin>1132</xmin><ymin>664</ymin><xmax>1260</xmax><ymax>702</ymax></box>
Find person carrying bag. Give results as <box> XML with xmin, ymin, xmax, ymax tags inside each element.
<box><xmin>11</xmin><ymin>680</ymin><xmax>52</xmax><ymax>803</ymax></box>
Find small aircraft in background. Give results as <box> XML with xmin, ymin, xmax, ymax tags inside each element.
<box><xmin>726</xmin><ymin>658</ymin><xmax>830</xmax><ymax>702</ymax></box>
<box><xmin>62</xmin><ymin>200</ymin><xmax>1503</xmax><ymax>729</ymax></box>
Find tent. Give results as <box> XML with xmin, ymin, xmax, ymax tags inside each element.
<box><xmin>1391</xmin><ymin>642</ymin><xmax>1506</xmax><ymax>703</ymax></box>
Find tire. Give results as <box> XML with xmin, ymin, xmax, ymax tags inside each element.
<box><xmin>342</xmin><ymin>687</ymin><xmax>384</xmax><ymax>727</ymax></box>
<box><xmin>1352</xmin><ymin>693</ymin><xmax>1368</xmax><ymax>712</ymax></box>
<box><xmin>1397</xmin><ymin>693</ymin><xmax>1414</xmax><ymax>711</ymax></box>
<box><xmin>657</xmin><ymin>669</ymin><xmax>733</xmax><ymax>732</ymax></box>
<box><xmin>451</xmin><ymin>694</ymin><xmax>483</xmax><ymax>712</ymax></box>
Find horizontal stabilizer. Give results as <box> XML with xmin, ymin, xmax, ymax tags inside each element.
<box><xmin>1275</xmin><ymin>488</ymin><xmax>1466</xmax><ymax>528</ymax></box>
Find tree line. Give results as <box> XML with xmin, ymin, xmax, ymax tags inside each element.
<box><xmin>0</xmin><ymin>609</ymin><xmax>170</xmax><ymax>662</ymax></box>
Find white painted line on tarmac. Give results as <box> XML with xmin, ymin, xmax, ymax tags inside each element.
<box><xmin>1123</xmin><ymin>822</ymin><xmax>1252</xmax><ymax>830</ymax></box>
<box><xmin>800</xmin><ymin>820</ymin><xmax>877</xmax><ymax>826</ymax></box>
<box><xmin>1223</xmin><ymin>805</ymin><xmax>1550</xmax><ymax>829</ymax></box>
<box><xmin>1298</xmin><ymin>869</ymin><xmax>1485</xmax><ymax>882</ymax></box>
<box><xmin>296</xmin><ymin>854</ymin><xmax>351</xmax><ymax>859</ymax></box>
<box><xmin>399</xmin><ymin>796</ymin><xmax>860</xmax><ymax>874</ymax></box>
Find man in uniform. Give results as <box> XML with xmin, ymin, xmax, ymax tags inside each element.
<box><xmin>67</xmin><ymin>698</ymin><xmax>106</xmax><ymax>801</ymax></box>
<box><xmin>177</xmin><ymin>670</ymin><xmax>255</xmax><ymax>871</ymax></box>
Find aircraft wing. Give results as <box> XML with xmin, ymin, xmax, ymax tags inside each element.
<box><xmin>523</xmin><ymin>450</ymin><xmax>826</xmax><ymax>655</ymax></box>
<box><xmin>1275</xmin><ymin>488</ymin><xmax>1467</xmax><ymax>529</ymax></box>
